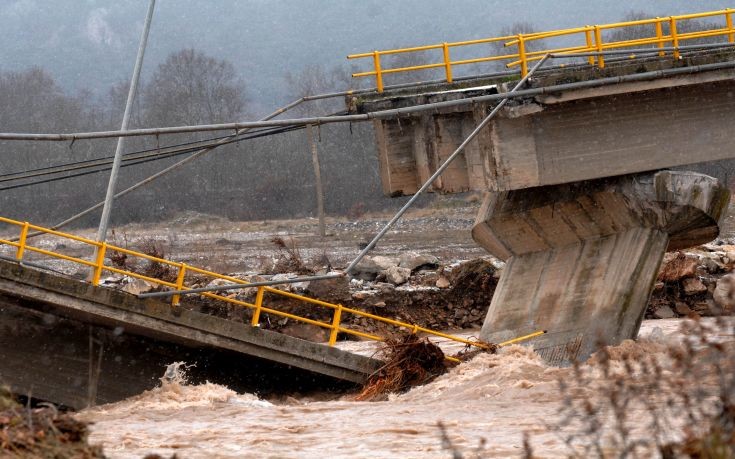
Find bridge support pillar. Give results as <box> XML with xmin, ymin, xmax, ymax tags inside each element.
<box><xmin>472</xmin><ymin>170</ymin><xmax>730</xmax><ymax>364</ymax></box>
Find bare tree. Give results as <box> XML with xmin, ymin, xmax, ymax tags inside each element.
<box><xmin>284</xmin><ymin>63</ymin><xmax>355</xmax><ymax>117</ymax></box>
<box><xmin>382</xmin><ymin>49</ymin><xmax>441</xmax><ymax>86</ymax></box>
<box><xmin>0</xmin><ymin>67</ymin><xmax>107</xmax><ymax>224</ymax></box>
<box><xmin>487</xmin><ymin>22</ymin><xmax>544</xmax><ymax>72</ymax></box>
<box><xmin>606</xmin><ymin>10</ymin><xmax>722</xmax><ymax>45</ymax></box>
<box><xmin>107</xmin><ymin>80</ymin><xmax>144</xmax><ymax>129</ymax></box>
<box><xmin>143</xmin><ymin>49</ymin><xmax>247</xmax><ymax>127</ymax></box>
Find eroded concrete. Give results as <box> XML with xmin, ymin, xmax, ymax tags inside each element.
<box><xmin>473</xmin><ymin>170</ymin><xmax>730</xmax><ymax>364</ymax></box>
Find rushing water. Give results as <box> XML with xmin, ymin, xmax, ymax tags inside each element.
<box><xmin>77</xmin><ymin>319</ymin><xmax>731</xmax><ymax>458</ymax></box>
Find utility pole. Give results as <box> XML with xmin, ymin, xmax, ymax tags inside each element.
<box><xmin>307</xmin><ymin>124</ymin><xmax>326</xmax><ymax>237</ymax></box>
<box><xmin>93</xmin><ymin>0</ymin><xmax>156</xmax><ymax>260</ymax></box>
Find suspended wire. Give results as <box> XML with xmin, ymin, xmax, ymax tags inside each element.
<box><xmin>0</xmin><ymin>126</ymin><xmax>290</xmax><ymax>183</ymax></box>
<box><xmin>0</xmin><ymin>132</ymin><xmax>237</xmax><ymax>180</ymax></box>
<box><xmin>0</xmin><ymin>109</ymin><xmax>349</xmax><ymax>184</ymax></box>
<box><xmin>0</xmin><ymin>123</ymin><xmax>306</xmax><ymax>191</ymax></box>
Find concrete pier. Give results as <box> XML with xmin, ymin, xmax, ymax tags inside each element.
<box><xmin>472</xmin><ymin>170</ymin><xmax>730</xmax><ymax>363</ymax></box>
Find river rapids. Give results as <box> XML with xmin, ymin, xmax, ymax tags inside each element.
<box><xmin>76</xmin><ymin>318</ymin><xmax>734</xmax><ymax>458</ymax></box>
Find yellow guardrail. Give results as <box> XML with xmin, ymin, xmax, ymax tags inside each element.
<box><xmin>348</xmin><ymin>9</ymin><xmax>735</xmax><ymax>92</ymax></box>
<box><xmin>0</xmin><ymin>216</ymin><xmax>540</xmax><ymax>360</ymax></box>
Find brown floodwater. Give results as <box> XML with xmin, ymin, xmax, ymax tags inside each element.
<box><xmin>77</xmin><ymin>318</ymin><xmax>733</xmax><ymax>458</ymax></box>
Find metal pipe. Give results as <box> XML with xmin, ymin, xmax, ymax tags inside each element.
<box><xmin>138</xmin><ymin>273</ymin><xmax>344</xmax><ymax>298</ymax></box>
<box><xmin>345</xmin><ymin>54</ymin><xmax>552</xmax><ymax>274</ymax></box>
<box><xmin>550</xmin><ymin>42</ymin><xmax>735</xmax><ymax>57</ymax></box>
<box><xmin>95</xmin><ymin>0</ymin><xmax>155</xmax><ymax>252</ymax></box>
<box><xmin>0</xmin><ymin>116</ymin><xmax>369</xmax><ymax>141</ymax></box>
<box><xmin>0</xmin><ymin>254</ymin><xmax>65</xmax><ymax>276</ymax></box>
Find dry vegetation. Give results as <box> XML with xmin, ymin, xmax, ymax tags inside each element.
<box><xmin>357</xmin><ymin>334</ymin><xmax>450</xmax><ymax>401</ymax></box>
<box><xmin>522</xmin><ymin>318</ymin><xmax>735</xmax><ymax>458</ymax></box>
<box><xmin>0</xmin><ymin>386</ymin><xmax>104</xmax><ymax>458</ymax></box>
<box><xmin>108</xmin><ymin>236</ymin><xmax>177</xmax><ymax>284</ymax></box>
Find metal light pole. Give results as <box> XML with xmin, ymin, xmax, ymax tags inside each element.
<box><xmin>93</xmin><ymin>0</ymin><xmax>156</xmax><ymax>257</ymax></box>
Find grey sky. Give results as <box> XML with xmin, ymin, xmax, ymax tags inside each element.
<box><xmin>0</xmin><ymin>1</ymin><xmax>730</xmax><ymax>114</ymax></box>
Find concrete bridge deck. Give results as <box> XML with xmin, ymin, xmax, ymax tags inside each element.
<box><xmin>0</xmin><ymin>258</ymin><xmax>381</xmax><ymax>408</ymax></box>
<box><xmin>350</xmin><ymin>49</ymin><xmax>735</xmax><ymax>197</ymax></box>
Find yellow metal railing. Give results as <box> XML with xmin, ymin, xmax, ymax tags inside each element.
<box><xmin>348</xmin><ymin>9</ymin><xmax>735</xmax><ymax>92</ymax></box>
<box><xmin>0</xmin><ymin>216</ymin><xmax>539</xmax><ymax>360</ymax></box>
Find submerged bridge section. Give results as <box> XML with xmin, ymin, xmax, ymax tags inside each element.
<box><xmin>348</xmin><ymin>10</ymin><xmax>735</xmax><ymax>364</ymax></box>
<box><xmin>0</xmin><ymin>257</ymin><xmax>381</xmax><ymax>408</ymax></box>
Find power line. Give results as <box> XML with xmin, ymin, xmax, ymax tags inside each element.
<box><xmin>0</xmin><ymin>133</ymin><xmax>236</xmax><ymax>180</ymax></box>
<box><xmin>0</xmin><ymin>123</ymin><xmax>306</xmax><ymax>191</ymax></box>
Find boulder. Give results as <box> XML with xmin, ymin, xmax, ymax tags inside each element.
<box><xmin>436</xmin><ymin>276</ymin><xmax>450</xmax><ymax>288</ymax></box>
<box><xmin>383</xmin><ymin>266</ymin><xmax>411</xmax><ymax>285</ymax></box>
<box><xmin>420</xmin><ymin>272</ymin><xmax>439</xmax><ymax>286</ymax></box>
<box><xmin>658</xmin><ymin>252</ymin><xmax>698</xmax><ymax>282</ymax></box>
<box><xmin>681</xmin><ymin>277</ymin><xmax>707</xmax><ymax>296</ymax></box>
<box><xmin>713</xmin><ymin>273</ymin><xmax>735</xmax><ymax>313</ymax></box>
<box><xmin>674</xmin><ymin>301</ymin><xmax>692</xmax><ymax>316</ymax></box>
<box><xmin>693</xmin><ymin>299</ymin><xmax>719</xmax><ymax>316</ymax></box>
<box><xmin>307</xmin><ymin>274</ymin><xmax>351</xmax><ymax>303</ymax></box>
<box><xmin>398</xmin><ymin>252</ymin><xmax>439</xmax><ymax>272</ymax></box>
<box><xmin>122</xmin><ymin>278</ymin><xmax>158</xmax><ymax>295</ymax></box>
<box><xmin>352</xmin><ymin>255</ymin><xmax>400</xmax><ymax>281</ymax></box>
<box><xmin>374</xmin><ymin>282</ymin><xmax>396</xmax><ymax>294</ymax></box>
<box><xmin>653</xmin><ymin>305</ymin><xmax>676</xmax><ymax>319</ymax></box>
<box><xmin>699</xmin><ymin>256</ymin><xmax>723</xmax><ymax>274</ymax></box>
<box><xmin>351</xmin><ymin>291</ymin><xmax>371</xmax><ymax>300</ymax></box>
<box><xmin>353</xmin><ymin>256</ymin><xmax>399</xmax><ymax>273</ymax></box>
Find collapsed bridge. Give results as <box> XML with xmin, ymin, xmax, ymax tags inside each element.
<box><xmin>1</xmin><ymin>8</ymin><xmax>735</xmax><ymax>406</ymax></box>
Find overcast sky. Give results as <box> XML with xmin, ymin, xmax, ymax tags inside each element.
<box><xmin>1</xmin><ymin>0</ymin><xmax>730</xmax><ymax>114</ymax></box>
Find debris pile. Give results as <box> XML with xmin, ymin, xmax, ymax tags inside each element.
<box><xmin>357</xmin><ymin>334</ymin><xmax>450</xmax><ymax>401</ymax></box>
<box><xmin>0</xmin><ymin>386</ymin><xmax>103</xmax><ymax>457</ymax></box>
<box><xmin>649</xmin><ymin>242</ymin><xmax>735</xmax><ymax>319</ymax></box>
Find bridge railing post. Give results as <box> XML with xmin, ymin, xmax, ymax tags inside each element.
<box><xmin>655</xmin><ymin>18</ymin><xmax>665</xmax><ymax>57</ymax></box>
<box><xmin>328</xmin><ymin>304</ymin><xmax>343</xmax><ymax>346</ymax></box>
<box><xmin>517</xmin><ymin>34</ymin><xmax>528</xmax><ymax>76</ymax></box>
<box><xmin>373</xmin><ymin>51</ymin><xmax>384</xmax><ymax>93</ymax></box>
<box><xmin>670</xmin><ymin>17</ymin><xmax>680</xmax><ymax>59</ymax></box>
<box><xmin>172</xmin><ymin>263</ymin><xmax>186</xmax><ymax>306</ymax></box>
<box><xmin>594</xmin><ymin>25</ymin><xmax>605</xmax><ymax>69</ymax></box>
<box><xmin>726</xmin><ymin>9</ymin><xmax>734</xmax><ymax>43</ymax></box>
<box><xmin>442</xmin><ymin>42</ymin><xmax>453</xmax><ymax>83</ymax></box>
<box><xmin>92</xmin><ymin>243</ymin><xmax>106</xmax><ymax>286</ymax></box>
<box><xmin>15</xmin><ymin>222</ymin><xmax>29</xmax><ymax>260</ymax></box>
<box><xmin>585</xmin><ymin>27</ymin><xmax>595</xmax><ymax>65</ymax></box>
<box><xmin>251</xmin><ymin>286</ymin><xmax>265</xmax><ymax>326</ymax></box>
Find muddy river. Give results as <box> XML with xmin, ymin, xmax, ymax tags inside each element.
<box><xmin>76</xmin><ymin>318</ymin><xmax>732</xmax><ymax>458</ymax></box>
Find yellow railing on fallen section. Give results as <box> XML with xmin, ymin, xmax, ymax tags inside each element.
<box><xmin>348</xmin><ymin>8</ymin><xmax>735</xmax><ymax>92</ymax></box>
<box><xmin>0</xmin><ymin>216</ymin><xmax>539</xmax><ymax>360</ymax></box>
